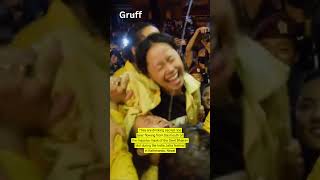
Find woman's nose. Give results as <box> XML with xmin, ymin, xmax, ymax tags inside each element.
<box><xmin>165</xmin><ymin>64</ymin><xmax>175</xmax><ymax>73</ymax></box>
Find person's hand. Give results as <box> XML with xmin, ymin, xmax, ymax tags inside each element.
<box><xmin>110</xmin><ymin>73</ymin><xmax>133</xmax><ymax>104</ymax></box>
<box><xmin>0</xmin><ymin>38</ymin><xmax>73</xmax><ymax>130</ymax></box>
<box><xmin>196</xmin><ymin>27</ymin><xmax>210</xmax><ymax>34</ymax></box>
<box><xmin>174</xmin><ymin>38</ymin><xmax>186</xmax><ymax>46</ymax></box>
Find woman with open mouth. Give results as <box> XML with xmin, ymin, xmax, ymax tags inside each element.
<box><xmin>135</xmin><ymin>33</ymin><xmax>203</xmax><ymax>127</ymax></box>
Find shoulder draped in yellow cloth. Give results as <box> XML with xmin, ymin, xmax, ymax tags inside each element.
<box><xmin>235</xmin><ymin>35</ymin><xmax>291</xmax><ymax>180</ymax></box>
<box><xmin>110</xmin><ymin>108</ymin><xmax>139</xmax><ymax>180</ymax></box>
<box><xmin>203</xmin><ymin>112</ymin><xmax>210</xmax><ymax>133</ymax></box>
<box><xmin>111</xmin><ymin>61</ymin><xmax>201</xmax><ymax>180</ymax></box>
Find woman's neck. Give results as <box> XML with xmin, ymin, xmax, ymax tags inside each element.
<box><xmin>163</xmin><ymin>88</ymin><xmax>184</xmax><ymax>96</ymax></box>
<box><xmin>0</xmin><ymin>126</ymin><xmax>26</xmax><ymax>155</ymax></box>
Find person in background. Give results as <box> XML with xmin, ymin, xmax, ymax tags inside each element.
<box><xmin>114</xmin><ymin>22</ymin><xmax>160</xmax><ymax>76</ymax></box>
<box><xmin>295</xmin><ymin>71</ymin><xmax>320</xmax><ymax>179</ymax></box>
<box><xmin>185</xmin><ymin>26</ymin><xmax>210</xmax><ymax>69</ymax></box>
<box><xmin>201</xmin><ymin>84</ymin><xmax>210</xmax><ymax>119</ymax></box>
<box><xmin>110</xmin><ymin>50</ymin><xmax>125</xmax><ymax>75</ymax></box>
<box><xmin>254</xmin><ymin>13</ymin><xmax>298</xmax><ymax>66</ymax></box>
<box><xmin>212</xmin><ymin>0</ymin><xmax>302</xmax><ymax>179</ymax></box>
<box><xmin>110</xmin><ymin>23</ymin><xmax>162</xmax><ymax>180</ymax></box>
<box><xmin>253</xmin><ymin>12</ymin><xmax>305</xmax><ymax>121</ymax></box>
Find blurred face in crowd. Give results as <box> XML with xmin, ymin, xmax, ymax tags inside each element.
<box><xmin>296</xmin><ymin>77</ymin><xmax>320</xmax><ymax>150</ymax></box>
<box><xmin>146</xmin><ymin>43</ymin><xmax>185</xmax><ymax>94</ymax></box>
<box><xmin>260</xmin><ymin>37</ymin><xmax>296</xmax><ymax>66</ymax></box>
<box><xmin>202</xmin><ymin>86</ymin><xmax>210</xmax><ymax>110</ymax></box>
<box><xmin>192</xmin><ymin>73</ymin><xmax>203</xmax><ymax>82</ymax></box>
<box><xmin>0</xmin><ymin>49</ymin><xmax>51</xmax><ymax>131</ymax></box>
<box><xmin>0</xmin><ymin>42</ymin><xmax>72</xmax><ymax>134</ymax></box>
<box><xmin>111</xmin><ymin>54</ymin><xmax>118</xmax><ymax>64</ymax></box>
<box><xmin>131</xmin><ymin>25</ymin><xmax>159</xmax><ymax>56</ymax></box>
<box><xmin>133</xmin><ymin>115</ymin><xmax>172</xmax><ymax>133</ymax></box>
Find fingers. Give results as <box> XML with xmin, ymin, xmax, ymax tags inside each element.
<box><xmin>110</xmin><ymin>74</ymin><xmax>132</xmax><ymax>104</ymax></box>
<box><xmin>198</xmin><ymin>27</ymin><xmax>210</xmax><ymax>34</ymax></box>
<box><xmin>125</xmin><ymin>90</ymin><xmax>134</xmax><ymax>101</ymax></box>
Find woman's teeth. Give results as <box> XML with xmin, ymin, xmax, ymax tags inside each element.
<box><xmin>168</xmin><ymin>73</ymin><xmax>178</xmax><ymax>81</ymax></box>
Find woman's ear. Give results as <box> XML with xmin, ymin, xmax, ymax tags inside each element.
<box><xmin>131</xmin><ymin>47</ymin><xmax>136</xmax><ymax>57</ymax></box>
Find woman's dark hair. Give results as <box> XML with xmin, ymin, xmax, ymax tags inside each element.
<box><xmin>136</xmin><ymin>33</ymin><xmax>178</xmax><ymax>75</ymax></box>
<box><xmin>123</xmin><ymin>22</ymin><xmax>157</xmax><ymax>62</ymax></box>
<box><xmin>201</xmin><ymin>83</ymin><xmax>210</xmax><ymax>95</ymax></box>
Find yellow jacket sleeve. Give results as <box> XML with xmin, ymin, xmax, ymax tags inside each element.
<box><xmin>110</xmin><ymin>135</ymin><xmax>138</xmax><ymax>180</ymax></box>
<box><xmin>203</xmin><ymin>112</ymin><xmax>210</xmax><ymax>133</ymax></box>
<box><xmin>141</xmin><ymin>165</ymin><xmax>158</xmax><ymax>180</ymax></box>
<box><xmin>110</xmin><ymin>107</ymin><xmax>139</xmax><ymax>180</ymax></box>
<box><xmin>308</xmin><ymin>157</ymin><xmax>320</xmax><ymax>180</ymax></box>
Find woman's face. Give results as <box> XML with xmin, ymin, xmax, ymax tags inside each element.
<box><xmin>131</xmin><ymin>25</ymin><xmax>159</xmax><ymax>57</ymax></box>
<box><xmin>202</xmin><ymin>86</ymin><xmax>210</xmax><ymax>110</ymax></box>
<box><xmin>296</xmin><ymin>78</ymin><xmax>320</xmax><ymax>150</ymax></box>
<box><xmin>146</xmin><ymin>43</ymin><xmax>185</xmax><ymax>94</ymax></box>
<box><xmin>111</xmin><ymin>54</ymin><xmax>118</xmax><ymax>64</ymax></box>
<box><xmin>133</xmin><ymin>115</ymin><xmax>172</xmax><ymax>133</ymax></box>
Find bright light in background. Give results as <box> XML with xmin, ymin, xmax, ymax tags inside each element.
<box><xmin>122</xmin><ymin>37</ymin><xmax>129</xmax><ymax>47</ymax></box>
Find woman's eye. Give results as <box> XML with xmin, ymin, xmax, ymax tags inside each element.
<box><xmin>168</xmin><ymin>58</ymin><xmax>174</xmax><ymax>63</ymax></box>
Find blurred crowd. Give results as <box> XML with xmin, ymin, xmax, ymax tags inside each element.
<box><xmin>0</xmin><ymin>0</ymin><xmax>107</xmax><ymax>180</ymax></box>
<box><xmin>212</xmin><ymin>0</ymin><xmax>320</xmax><ymax>180</ymax></box>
